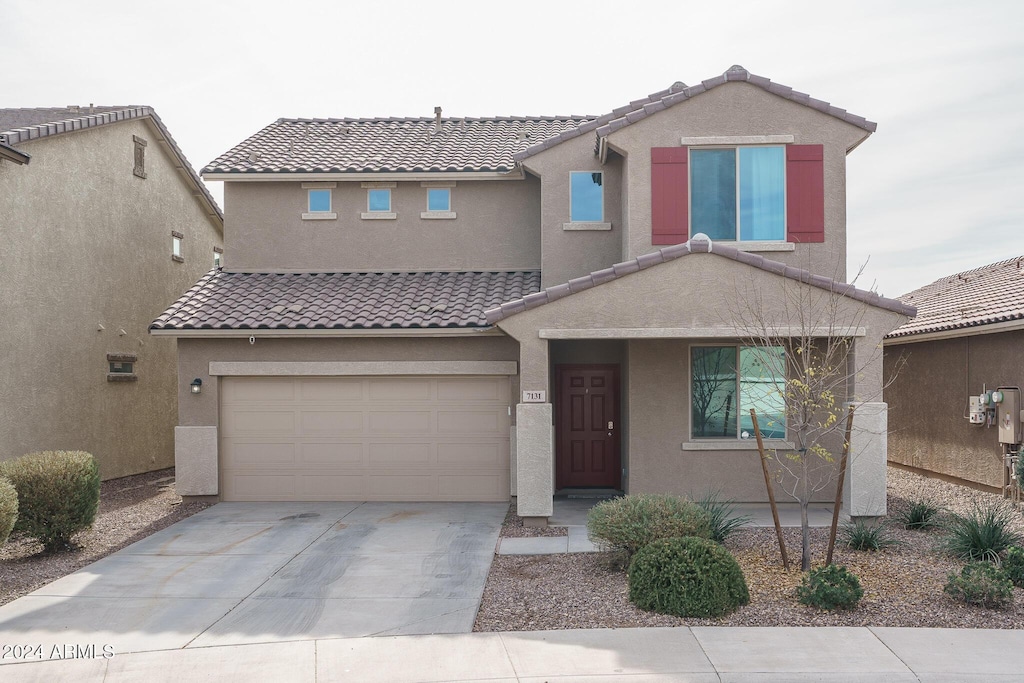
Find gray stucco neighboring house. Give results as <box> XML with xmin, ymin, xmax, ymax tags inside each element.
<box><xmin>0</xmin><ymin>106</ymin><xmax>223</xmax><ymax>480</ymax></box>
<box><xmin>155</xmin><ymin>66</ymin><xmax>913</xmax><ymax>524</ymax></box>
<box><xmin>884</xmin><ymin>256</ymin><xmax>1024</xmax><ymax>492</ymax></box>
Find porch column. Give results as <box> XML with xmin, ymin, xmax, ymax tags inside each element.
<box><xmin>516</xmin><ymin>337</ymin><xmax>553</xmax><ymax>523</ymax></box>
<box><xmin>843</xmin><ymin>402</ymin><xmax>888</xmax><ymax>519</ymax></box>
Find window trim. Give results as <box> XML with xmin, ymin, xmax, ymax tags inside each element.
<box><xmin>303</xmin><ymin>187</ymin><xmax>337</xmax><ymax>220</ymax></box>
<box><xmin>213</xmin><ymin>246</ymin><xmax>223</xmax><ymax>268</ymax></box>
<box><xmin>107</xmin><ymin>352</ymin><xmax>138</xmax><ymax>382</ymax></box>
<box><xmin>568</xmin><ymin>170</ymin><xmax>606</xmax><ymax>224</ymax></box>
<box><xmin>171</xmin><ymin>231</ymin><xmax>184</xmax><ymax>263</ymax></box>
<box><xmin>688</xmin><ymin>343</ymin><xmax>787</xmax><ymax>442</ymax></box>
<box><xmin>361</xmin><ymin>186</ymin><xmax>396</xmax><ymax>219</ymax></box>
<box><xmin>688</xmin><ymin>144</ymin><xmax>787</xmax><ymax>243</ymax></box>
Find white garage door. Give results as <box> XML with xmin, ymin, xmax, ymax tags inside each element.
<box><xmin>220</xmin><ymin>375</ymin><xmax>511</xmax><ymax>502</ymax></box>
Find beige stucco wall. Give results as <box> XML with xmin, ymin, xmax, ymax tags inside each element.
<box><xmin>498</xmin><ymin>251</ymin><xmax>905</xmax><ymax>503</ymax></box>
<box><xmin>222</xmin><ymin>177</ymin><xmax>540</xmax><ymax>272</ymax></box>
<box><xmin>605</xmin><ymin>82</ymin><xmax>870</xmax><ymax>282</ymax></box>
<box><xmin>520</xmin><ymin>136</ymin><xmax>625</xmax><ymax>287</ymax></box>
<box><xmin>0</xmin><ymin>119</ymin><xmax>223</xmax><ymax>479</ymax></box>
<box><xmin>885</xmin><ymin>330</ymin><xmax>1024</xmax><ymax>490</ymax></box>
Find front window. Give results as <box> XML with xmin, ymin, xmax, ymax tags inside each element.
<box><xmin>367</xmin><ymin>188</ymin><xmax>391</xmax><ymax>212</ymax></box>
<box><xmin>691</xmin><ymin>345</ymin><xmax>786</xmax><ymax>439</ymax></box>
<box><xmin>308</xmin><ymin>189</ymin><xmax>332</xmax><ymax>213</ymax></box>
<box><xmin>691</xmin><ymin>146</ymin><xmax>784</xmax><ymax>241</ymax></box>
<box><xmin>570</xmin><ymin>171</ymin><xmax>603</xmax><ymax>222</ymax></box>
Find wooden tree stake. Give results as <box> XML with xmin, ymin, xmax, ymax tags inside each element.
<box><xmin>751</xmin><ymin>409</ymin><xmax>789</xmax><ymax>571</ymax></box>
<box><xmin>826</xmin><ymin>405</ymin><xmax>857</xmax><ymax>566</ymax></box>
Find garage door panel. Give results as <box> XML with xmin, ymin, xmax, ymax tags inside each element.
<box><xmin>437</xmin><ymin>410</ymin><xmax>505</xmax><ymax>434</ymax></box>
<box><xmin>368</xmin><ymin>378</ymin><xmax>432</xmax><ymax>401</ymax></box>
<box><xmin>300</xmin><ymin>410</ymin><xmax>364</xmax><ymax>434</ymax></box>
<box><xmin>299</xmin><ymin>378</ymin><xmax>363</xmax><ymax>401</ymax></box>
<box><xmin>223</xmin><ymin>410</ymin><xmax>296</xmax><ymax>436</ymax></box>
<box><xmin>437</xmin><ymin>378</ymin><xmax>503</xmax><ymax>401</ymax></box>
<box><xmin>221</xmin><ymin>375</ymin><xmax>510</xmax><ymax>502</ymax></box>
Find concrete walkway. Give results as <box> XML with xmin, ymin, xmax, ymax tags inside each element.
<box><xmin>4</xmin><ymin>625</ymin><xmax>1022</xmax><ymax>682</ymax></box>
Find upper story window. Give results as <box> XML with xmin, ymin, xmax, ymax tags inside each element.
<box><xmin>651</xmin><ymin>143</ymin><xmax>824</xmax><ymax>247</ymax></box>
<box><xmin>570</xmin><ymin>171</ymin><xmax>603</xmax><ymax>222</ymax></box>
<box><xmin>171</xmin><ymin>231</ymin><xmax>184</xmax><ymax>263</ymax></box>
<box><xmin>691</xmin><ymin>345</ymin><xmax>785</xmax><ymax>440</ymax></box>
<box><xmin>213</xmin><ymin>246</ymin><xmax>223</xmax><ymax>268</ymax></box>
<box><xmin>361</xmin><ymin>182</ymin><xmax>397</xmax><ymax>219</ymax></box>
<box><xmin>301</xmin><ymin>182</ymin><xmax>337</xmax><ymax>220</ymax></box>
<box><xmin>691</xmin><ymin>146</ymin><xmax>784</xmax><ymax>241</ymax></box>
<box><xmin>427</xmin><ymin>188</ymin><xmax>450</xmax><ymax>212</ymax></box>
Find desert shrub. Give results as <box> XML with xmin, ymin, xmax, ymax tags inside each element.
<box><xmin>0</xmin><ymin>451</ymin><xmax>100</xmax><ymax>552</ymax></box>
<box><xmin>939</xmin><ymin>502</ymin><xmax>1023</xmax><ymax>563</ymax></box>
<box><xmin>899</xmin><ymin>499</ymin><xmax>942</xmax><ymax>531</ymax></box>
<box><xmin>628</xmin><ymin>536</ymin><xmax>749</xmax><ymax>618</ymax></box>
<box><xmin>797</xmin><ymin>564</ymin><xmax>863</xmax><ymax>610</ymax></box>
<box><xmin>694</xmin><ymin>490</ymin><xmax>752</xmax><ymax>544</ymax></box>
<box><xmin>842</xmin><ymin>520</ymin><xmax>900</xmax><ymax>551</ymax></box>
<box><xmin>1002</xmin><ymin>546</ymin><xmax>1024</xmax><ymax>588</ymax></box>
<box><xmin>587</xmin><ymin>494</ymin><xmax>711</xmax><ymax>562</ymax></box>
<box><xmin>944</xmin><ymin>562</ymin><xmax>1013</xmax><ymax>608</ymax></box>
<box><xmin>0</xmin><ymin>477</ymin><xmax>18</xmax><ymax>545</ymax></box>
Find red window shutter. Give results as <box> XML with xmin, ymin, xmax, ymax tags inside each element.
<box><xmin>651</xmin><ymin>147</ymin><xmax>689</xmax><ymax>245</ymax></box>
<box><xmin>786</xmin><ymin>144</ymin><xmax>825</xmax><ymax>243</ymax></box>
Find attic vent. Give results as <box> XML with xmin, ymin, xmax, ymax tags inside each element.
<box><xmin>248</xmin><ymin>151</ymin><xmax>261</xmax><ymax>163</ymax></box>
<box><xmin>669</xmin><ymin>81</ymin><xmax>687</xmax><ymax>93</ymax></box>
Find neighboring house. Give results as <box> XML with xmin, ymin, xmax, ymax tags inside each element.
<box><xmin>885</xmin><ymin>257</ymin><xmax>1024</xmax><ymax>492</ymax></box>
<box><xmin>154</xmin><ymin>66</ymin><xmax>912</xmax><ymax>524</ymax></box>
<box><xmin>0</xmin><ymin>106</ymin><xmax>223</xmax><ymax>480</ymax></box>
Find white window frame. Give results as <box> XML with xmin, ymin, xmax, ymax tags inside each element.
<box><xmin>688</xmin><ymin>145</ymin><xmax>788</xmax><ymax>243</ymax></box>
<box><xmin>213</xmin><ymin>248</ymin><xmax>223</xmax><ymax>268</ymax></box>
<box><xmin>361</xmin><ymin>182</ymin><xmax>397</xmax><ymax>220</ymax></box>
<box><xmin>171</xmin><ymin>232</ymin><xmax>184</xmax><ymax>262</ymax></box>
<box><xmin>301</xmin><ymin>182</ymin><xmax>337</xmax><ymax>220</ymax></box>
<box><xmin>420</xmin><ymin>181</ymin><xmax>456</xmax><ymax>219</ymax></box>
<box><xmin>564</xmin><ymin>171</ymin><xmax>611</xmax><ymax>231</ymax></box>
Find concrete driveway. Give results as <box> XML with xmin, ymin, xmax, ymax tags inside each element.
<box><xmin>0</xmin><ymin>501</ymin><xmax>505</xmax><ymax>658</ymax></box>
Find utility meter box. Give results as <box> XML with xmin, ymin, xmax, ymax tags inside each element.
<box><xmin>997</xmin><ymin>387</ymin><xmax>1022</xmax><ymax>444</ymax></box>
<box><xmin>969</xmin><ymin>396</ymin><xmax>985</xmax><ymax>424</ymax></box>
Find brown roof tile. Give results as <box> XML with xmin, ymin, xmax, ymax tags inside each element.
<box><xmin>202</xmin><ymin>118</ymin><xmax>593</xmax><ymax>175</ymax></box>
<box><xmin>886</xmin><ymin>256</ymin><xmax>1024</xmax><ymax>339</ymax></box>
<box><xmin>151</xmin><ymin>270</ymin><xmax>541</xmax><ymax>331</ymax></box>
<box><xmin>484</xmin><ymin>235</ymin><xmax>914</xmax><ymax>324</ymax></box>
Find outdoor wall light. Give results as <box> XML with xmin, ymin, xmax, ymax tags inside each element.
<box><xmin>190</xmin><ymin>378</ymin><xmax>203</xmax><ymax>394</ymax></box>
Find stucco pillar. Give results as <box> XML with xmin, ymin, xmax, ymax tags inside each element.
<box><xmin>174</xmin><ymin>426</ymin><xmax>219</xmax><ymax>496</ymax></box>
<box><xmin>843</xmin><ymin>402</ymin><xmax>887</xmax><ymax>519</ymax></box>
<box><xmin>516</xmin><ymin>403</ymin><xmax>554</xmax><ymax>520</ymax></box>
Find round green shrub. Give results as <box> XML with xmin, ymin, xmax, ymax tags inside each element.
<box><xmin>1002</xmin><ymin>546</ymin><xmax>1024</xmax><ymax>588</ymax></box>
<box><xmin>628</xmin><ymin>536</ymin><xmax>749</xmax><ymax>618</ymax></box>
<box><xmin>0</xmin><ymin>451</ymin><xmax>100</xmax><ymax>552</ymax></box>
<box><xmin>587</xmin><ymin>494</ymin><xmax>712</xmax><ymax>562</ymax></box>
<box><xmin>0</xmin><ymin>477</ymin><xmax>18</xmax><ymax>545</ymax></box>
<box><xmin>944</xmin><ymin>561</ymin><xmax>1013</xmax><ymax>609</ymax></box>
<box><xmin>797</xmin><ymin>564</ymin><xmax>863</xmax><ymax>610</ymax></box>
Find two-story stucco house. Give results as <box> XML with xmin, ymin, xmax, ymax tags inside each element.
<box><xmin>154</xmin><ymin>66</ymin><xmax>913</xmax><ymax>524</ymax></box>
<box><xmin>1</xmin><ymin>106</ymin><xmax>223</xmax><ymax>480</ymax></box>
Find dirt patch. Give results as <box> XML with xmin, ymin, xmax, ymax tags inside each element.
<box><xmin>0</xmin><ymin>468</ymin><xmax>211</xmax><ymax>606</ymax></box>
<box><xmin>501</xmin><ymin>499</ymin><xmax>568</xmax><ymax>538</ymax></box>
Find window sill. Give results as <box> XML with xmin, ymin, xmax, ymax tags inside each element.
<box><xmin>171</xmin><ymin>255</ymin><xmax>184</xmax><ymax>263</ymax></box>
<box><xmin>421</xmin><ymin>211</ymin><xmax>457</xmax><ymax>220</ymax></box>
<box><xmin>563</xmin><ymin>222</ymin><xmax>612</xmax><ymax>231</ymax></box>
<box><xmin>361</xmin><ymin>212</ymin><xmax>397</xmax><ymax>220</ymax></box>
<box><xmin>681</xmin><ymin>440</ymin><xmax>794</xmax><ymax>451</ymax></box>
<box><xmin>107</xmin><ymin>374</ymin><xmax>139</xmax><ymax>383</ymax></box>
<box><xmin>733</xmin><ymin>241</ymin><xmax>795</xmax><ymax>252</ymax></box>
<box><xmin>302</xmin><ymin>212</ymin><xmax>337</xmax><ymax>220</ymax></box>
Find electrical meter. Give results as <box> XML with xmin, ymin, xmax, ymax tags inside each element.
<box><xmin>968</xmin><ymin>396</ymin><xmax>985</xmax><ymax>424</ymax></box>
<box><xmin>997</xmin><ymin>387</ymin><xmax>1022</xmax><ymax>444</ymax></box>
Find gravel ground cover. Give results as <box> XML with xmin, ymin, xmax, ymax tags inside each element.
<box><xmin>501</xmin><ymin>498</ymin><xmax>568</xmax><ymax>538</ymax></box>
<box><xmin>0</xmin><ymin>468</ymin><xmax>211</xmax><ymax>606</ymax></box>
<box><xmin>476</xmin><ymin>467</ymin><xmax>1024</xmax><ymax>630</ymax></box>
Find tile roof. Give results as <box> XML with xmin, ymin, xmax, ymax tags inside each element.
<box><xmin>886</xmin><ymin>256</ymin><xmax>1024</xmax><ymax>339</ymax></box>
<box><xmin>0</xmin><ymin>106</ymin><xmax>222</xmax><ymax>224</ymax></box>
<box><xmin>150</xmin><ymin>270</ymin><xmax>542</xmax><ymax>331</ymax></box>
<box><xmin>485</xmin><ymin>234</ymin><xmax>915</xmax><ymax>324</ymax></box>
<box><xmin>515</xmin><ymin>65</ymin><xmax>876</xmax><ymax>162</ymax></box>
<box><xmin>202</xmin><ymin>118</ymin><xmax>592</xmax><ymax>175</ymax></box>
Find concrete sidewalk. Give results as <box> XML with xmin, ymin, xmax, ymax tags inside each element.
<box><xmin>4</xmin><ymin>626</ymin><xmax>1022</xmax><ymax>682</ymax></box>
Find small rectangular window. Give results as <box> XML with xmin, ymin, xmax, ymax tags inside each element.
<box><xmin>570</xmin><ymin>171</ymin><xmax>603</xmax><ymax>222</ymax></box>
<box><xmin>171</xmin><ymin>231</ymin><xmax>184</xmax><ymax>262</ymax></box>
<box><xmin>368</xmin><ymin>188</ymin><xmax>391</xmax><ymax>212</ymax></box>
<box><xmin>213</xmin><ymin>250</ymin><xmax>222</xmax><ymax>268</ymax></box>
<box><xmin>691</xmin><ymin>345</ymin><xmax>786</xmax><ymax>439</ymax></box>
<box><xmin>427</xmin><ymin>188</ymin><xmax>450</xmax><ymax>212</ymax></box>
<box><xmin>133</xmin><ymin>135</ymin><xmax>147</xmax><ymax>179</ymax></box>
<box><xmin>107</xmin><ymin>353</ymin><xmax>138</xmax><ymax>382</ymax></box>
<box><xmin>308</xmin><ymin>189</ymin><xmax>332</xmax><ymax>213</ymax></box>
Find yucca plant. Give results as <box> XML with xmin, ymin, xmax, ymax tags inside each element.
<box><xmin>939</xmin><ymin>502</ymin><xmax>1023</xmax><ymax>563</ymax></box>
<box><xmin>842</xmin><ymin>520</ymin><xmax>901</xmax><ymax>551</ymax></box>
<box><xmin>899</xmin><ymin>499</ymin><xmax>943</xmax><ymax>531</ymax></box>
<box><xmin>694</xmin><ymin>490</ymin><xmax>753</xmax><ymax>544</ymax></box>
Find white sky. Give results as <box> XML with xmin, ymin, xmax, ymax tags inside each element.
<box><xmin>3</xmin><ymin>0</ymin><xmax>1021</xmax><ymax>297</ymax></box>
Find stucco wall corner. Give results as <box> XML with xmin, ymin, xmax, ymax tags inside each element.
<box><xmin>174</xmin><ymin>426</ymin><xmax>218</xmax><ymax>496</ymax></box>
<box><xmin>844</xmin><ymin>402</ymin><xmax>887</xmax><ymax>518</ymax></box>
<box><xmin>516</xmin><ymin>403</ymin><xmax>553</xmax><ymax>518</ymax></box>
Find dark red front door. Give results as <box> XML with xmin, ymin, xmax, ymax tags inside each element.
<box><xmin>556</xmin><ymin>365</ymin><xmax>620</xmax><ymax>489</ymax></box>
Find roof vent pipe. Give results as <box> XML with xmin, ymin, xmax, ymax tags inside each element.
<box><xmin>433</xmin><ymin>106</ymin><xmax>442</xmax><ymax>133</ymax></box>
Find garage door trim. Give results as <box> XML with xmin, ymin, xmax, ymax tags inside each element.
<box><xmin>210</xmin><ymin>360</ymin><xmax>517</xmax><ymax>376</ymax></box>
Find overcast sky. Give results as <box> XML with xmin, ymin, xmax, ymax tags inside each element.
<box><xmin>3</xmin><ymin>0</ymin><xmax>1021</xmax><ymax>297</ymax></box>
